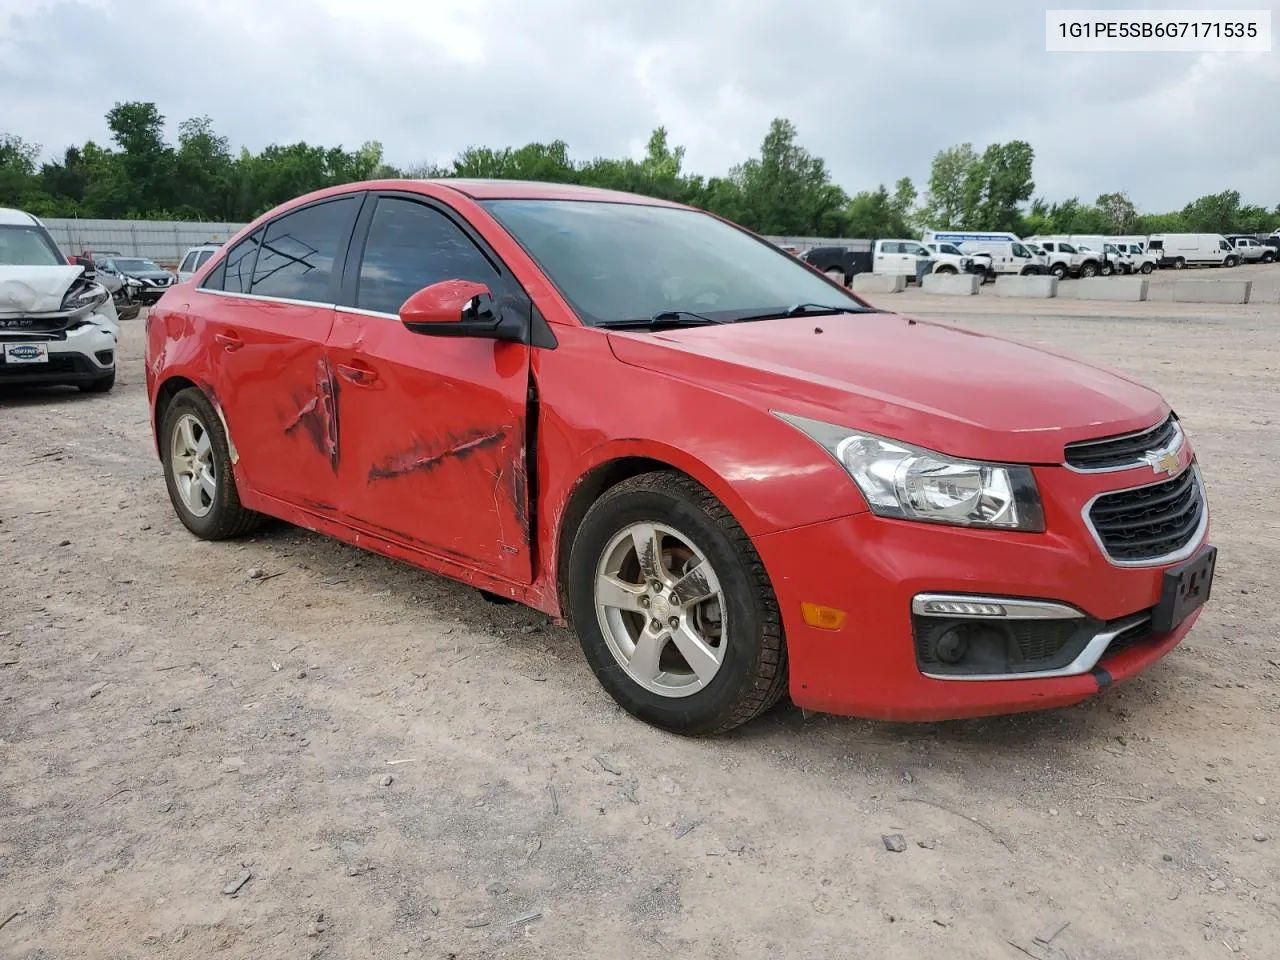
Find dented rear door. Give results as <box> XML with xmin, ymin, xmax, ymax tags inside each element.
<box><xmin>328</xmin><ymin>194</ymin><xmax>533</xmax><ymax>583</ymax></box>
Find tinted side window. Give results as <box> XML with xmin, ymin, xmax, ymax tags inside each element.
<box><xmin>203</xmin><ymin>230</ymin><xmax>261</xmax><ymax>293</ymax></box>
<box><xmin>251</xmin><ymin>197</ymin><xmax>358</xmax><ymax>303</ymax></box>
<box><xmin>180</xmin><ymin>252</ymin><xmax>197</xmax><ymax>272</ymax></box>
<box><xmin>356</xmin><ymin>198</ymin><xmax>499</xmax><ymax>315</ymax></box>
<box><xmin>196</xmin><ymin>249</ymin><xmax>215</xmax><ymax>269</ymax></box>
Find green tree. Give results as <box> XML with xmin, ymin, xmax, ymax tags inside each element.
<box><xmin>922</xmin><ymin>143</ymin><xmax>978</xmax><ymax>229</ymax></box>
<box><xmin>1095</xmin><ymin>191</ymin><xmax>1137</xmax><ymax>233</ymax></box>
<box><xmin>106</xmin><ymin>101</ymin><xmax>175</xmax><ymax>214</ymax></box>
<box><xmin>734</xmin><ymin>118</ymin><xmax>847</xmax><ymax>235</ymax></box>
<box><xmin>0</xmin><ymin>133</ymin><xmax>40</xmax><ymax>207</ymax></box>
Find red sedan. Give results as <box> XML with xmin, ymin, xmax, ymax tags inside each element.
<box><xmin>144</xmin><ymin>180</ymin><xmax>1215</xmax><ymax>735</ymax></box>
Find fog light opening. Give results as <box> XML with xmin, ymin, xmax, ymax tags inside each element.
<box><xmin>934</xmin><ymin>627</ymin><xmax>968</xmax><ymax>664</ymax></box>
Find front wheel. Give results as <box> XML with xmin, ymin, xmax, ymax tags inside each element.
<box><xmin>1140</xmin><ymin>263</ymin><xmax>1154</xmax><ymax>275</ymax></box>
<box><xmin>161</xmin><ymin>387</ymin><xmax>263</xmax><ymax>540</ymax></box>
<box><xmin>934</xmin><ymin>265</ymin><xmax>957</xmax><ymax>275</ymax></box>
<box><xmin>1100</xmin><ymin>262</ymin><xmax>1114</xmax><ymax>277</ymax></box>
<box><xmin>568</xmin><ymin>472</ymin><xmax>787</xmax><ymax>736</ymax></box>
<box><xmin>78</xmin><ymin>369</ymin><xmax>115</xmax><ymax>394</ymax></box>
<box><xmin>1080</xmin><ymin>262</ymin><xmax>1099</xmax><ymax>279</ymax></box>
<box><xmin>1224</xmin><ymin>256</ymin><xmax>1239</xmax><ymax>268</ymax></box>
<box><xmin>1262</xmin><ymin>251</ymin><xmax>1276</xmax><ymax>264</ymax></box>
<box><xmin>1049</xmin><ymin>263</ymin><xmax>1068</xmax><ymax>280</ymax></box>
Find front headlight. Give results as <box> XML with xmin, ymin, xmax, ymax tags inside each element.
<box><xmin>775</xmin><ymin>412</ymin><xmax>1045</xmax><ymax>532</ymax></box>
<box><xmin>61</xmin><ymin>283</ymin><xmax>110</xmax><ymax>313</ymax></box>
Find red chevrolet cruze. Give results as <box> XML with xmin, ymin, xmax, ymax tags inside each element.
<box><xmin>145</xmin><ymin>180</ymin><xmax>1215</xmax><ymax>735</ymax></box>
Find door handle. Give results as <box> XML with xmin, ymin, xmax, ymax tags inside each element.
<box><xmin>334</xmin><ymin>361</ymin><xmax>379</xmax><ymax>386</ymax></box>
<box><xmin>214</xmin><ymin>332</ymin><xmax>243</xmax><ymax>351</ymax></box>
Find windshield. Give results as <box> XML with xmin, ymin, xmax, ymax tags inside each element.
<box><xmin>482</xmin><ymin>199</ymin><xmax>872</xmax><ymax>326</ymax></box>
<box><xmin>0</xmin><ymin>225</ymin><xmax>65</xmax><ymax>266</ymax></box>
<box><xmin>1026</xmin><ymin>244</ymin><xmax>1045</xmax><ymax>255</ymax></box>
<box><xmin>116</xmin><ymin>258</ymin><xmax>163</xmax><ymax>272</ymax></box>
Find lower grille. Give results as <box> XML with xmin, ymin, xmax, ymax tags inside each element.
<box><xmin>1087</xmin><ymin>466</ymin><xmax>1205</xmax><ymax>563</ymax></box>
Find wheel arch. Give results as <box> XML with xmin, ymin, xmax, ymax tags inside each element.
<box><xmin>152</xmin><ymin>375</ymin><xmax>237</xmax><ymax>466</ymax></box>
<box><xmin>551</xmin><ymin>449</ymin><xmax>761</xmax><ymax>622</ymax></box>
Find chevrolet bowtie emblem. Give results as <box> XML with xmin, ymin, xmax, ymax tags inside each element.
<box><xmin>1149</xmin><ymin>451</ymin><xmax>1180</xmax><ymax>476</ymax></box>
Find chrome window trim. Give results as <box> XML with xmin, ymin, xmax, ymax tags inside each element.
<box><xmin>198</xmin><ymin>288</ymin><xmax>337</xmax><ymax>310</ymax></box>
<box><xmin>336</xmin><ymin>305</ymin><xmax>397</xmax><ymax>320</ymax></box>
<box><xmin>1082</xmin><ymin>462</ymin><xmax>1208</xmax><ymax>568</ymax></box>
<box><xmin>922</xmin><ymin>613</ymin><xmax>1152</xmax><ymax>682</ymax></box>
<box><xmin>1063</xmin><ymin>417</ymin><xmax>1184</xmax><ymax>474</ymax></box>
<box><xmin>911</xmin><ymin>594</ymin><xmax>1085</xmax><ymax>620</ymax></box>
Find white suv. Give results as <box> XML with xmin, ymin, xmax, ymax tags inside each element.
<box><xmin>0</xmin><ymin>207</ymin><xmax>119</xmax><ymax>393</ymax></box>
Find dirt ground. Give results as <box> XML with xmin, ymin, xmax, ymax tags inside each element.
<box><xmin>2</xmin><ymin>300</ymin><xmax>1277</xmax><ymax>960</ymax></box>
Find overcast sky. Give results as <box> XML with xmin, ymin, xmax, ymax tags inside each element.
<box><xmin>1</xmin><ymin>0</ymin><xmax>1277</xmax><ymax>213</ymax></box>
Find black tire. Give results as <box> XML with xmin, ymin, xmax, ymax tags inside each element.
<box><xmin>1080</xmin><ymin>261</ymin><xmax>1099</xmax><ymax>279</ymax></box>
<box><xmin>1049</xmin><ymin>263</ymin><xmax>1068</xmax><ymax>280</ymax></box>
<box><xmin>160</xmin><ymin>387</ymin><xmax>263</xmax><ymax>540</ymax></box>
<box><xmin>934</xmin><ymin>265</ymin><xmax>957</xmax><ymax>275</ymax></box>
<box><xmin>568</xmin><ymin>471</ymin><xmax>787</xmax><ymax>736</ymax></box>
<box><xmin>78</xmin><ymin>369</ymin><xmax>115</xmax><ymax>394</ymax></box>
<box><xmin>1140</xmin><ymin>263</ymin><xmax>1154</xmax><ymax>275</ymax></box>
<box><xmin>1224</xmin><ymin>255</ymin><xmax>1239</xmax><ymax>268</ymax></box>
<box><xmin>1262</xmin><ymin>251</ymin><xmax>1276</xmax><ymax>264</ymax></box>
<box><xmin>1100</xmin><ymin>262</ymin><xmax>1114</xmax><ymax>277</ymax></box>
<box><xmin>1173</xmin><ymin>257</ymin><xmax>1186</xmax><ymax>269</ymax></box>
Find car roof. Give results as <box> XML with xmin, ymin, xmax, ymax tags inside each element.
<box><xmin>0</xmin><ymin>206</ymin><xmax>41</xmax><ymax>227</ymax></box>
<box><xmin>423</xmin><ymin>178</ymin><xmax>684</xmax><ymax>207</ymax></box>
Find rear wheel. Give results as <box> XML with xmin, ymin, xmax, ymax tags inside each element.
<box><xmin>161</xmin><ymin>387</ymin><xmax>263</xmax><ymax>540</ymax></box>
<box><xmin>568</xmin><ymin>472</ymin><xmax>787</xmax><ymax>736</ymax></box>
<box><xmin>1173</xmin><ymin>257</ymin><xmax>1186</xmax><ymax>269</ymax></box>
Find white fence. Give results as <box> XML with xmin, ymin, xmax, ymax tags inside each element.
<box><xmin>44</xmin><ymin>219</ymin><xmax>247</xmax><ymax>266</ymax></box>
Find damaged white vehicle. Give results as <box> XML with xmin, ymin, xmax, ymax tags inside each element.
<box><xmin>1</xmin><ymin>207</ymin><xmax>119</xmax><ymax>393</ymax></box>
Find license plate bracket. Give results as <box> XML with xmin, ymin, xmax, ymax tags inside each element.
<box><xmin>1152</xmin><ymin>545</ymin><xmax>1216</xmax><ymax>634</ymax></box>
<box><xmin>3</xmin><ymin>342</ymin><xmax>50</xmax><ymax>364</ymax></box>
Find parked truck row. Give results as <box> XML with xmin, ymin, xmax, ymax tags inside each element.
<box><xmin>796</xmin><ymin>228</ymin><xmax>1278</xmax><ymax>287</ymax></box>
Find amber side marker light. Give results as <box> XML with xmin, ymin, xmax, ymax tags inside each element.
<box><xmin>800</xmin><ymin>602</ymin><xmax>847</xmax><ymax>630</ymax></box>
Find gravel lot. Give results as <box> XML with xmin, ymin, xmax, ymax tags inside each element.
<box><xmin>2</xmin><ymin>299</ymin><xmax>1277</xmax><ymax>960</ymax></box>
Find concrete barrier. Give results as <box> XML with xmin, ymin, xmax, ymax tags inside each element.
<box><xmin>1077</xmin><ymin>277</ymin><xmax>1149</xmax><ymax>301</ymax></box>
<box><xmin>921</xmin><ymin>272</ymin><xmax>980</xmax><ymax>296</ymax></box>
<box><xmin>994</xmin><ymin>275</ymin><xmax>1059</xmax><ymax>298</ymax></box>
<box><xmin>1172</xmin><ymin>279</ymin><xmax>1252</xmax><ymax>304</ymax></box>
<box><xmin>851</xmin><ymin>273</ymin><xmax>906</xmax><ymax>295</ymax></box>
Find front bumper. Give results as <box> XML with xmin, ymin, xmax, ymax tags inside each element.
<box><xmin>752</xmin><ymin>460</ymin><xmax>1210</xmax><ymax>722</ymax></box>
<box><xmin>0</xmin><ymin>316</ymin><xmax>118</xmax><ymax>386</ymax></box>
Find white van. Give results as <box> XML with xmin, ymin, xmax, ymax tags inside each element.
<box><xmin>1146</xmin><ymin>234</ymin><xmax>1238</xmax><ymax>269</ymax></box>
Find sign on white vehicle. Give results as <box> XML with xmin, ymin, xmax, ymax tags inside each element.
<box><xmin>3</xmin><ymin>343</ymin><xmax>49</xmax><ymax>364</ymax></box>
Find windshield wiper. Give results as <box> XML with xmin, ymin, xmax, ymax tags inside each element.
<box><xmin>732</xmin><ymin>303</ymin><xmax>873</xmax><ymax>323</ymax></box>
<box><xmin>598</xmin><ymin>310</ymin><xmax>729</xmax><ymax>330</ymax></box>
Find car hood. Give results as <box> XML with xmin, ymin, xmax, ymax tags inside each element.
<box><xmin>0</xmin><ymin>265</ymin><xmax>85</xmax><ymax>315</ymax></box>
<box><xmin>605</xmin><ymin>312</ymin><xmax>1169</xmax><ymax>464</ymax></box>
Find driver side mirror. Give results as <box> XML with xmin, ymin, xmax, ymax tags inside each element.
<box><xmin>398</xmin><ymin>279</ymin><xmax>523</xmax><ymax>342</ymax></box>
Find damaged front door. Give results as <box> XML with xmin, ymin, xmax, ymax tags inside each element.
<box><xmin>329</xmin><ymin>195</ymin><xmax>532</xmax><ymax>583</ymax></box>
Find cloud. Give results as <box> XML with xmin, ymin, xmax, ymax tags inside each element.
<box><xmin>1</xmin><ymin>0</ymin><xmax>1276</xmax><ymax>212</ymax></box>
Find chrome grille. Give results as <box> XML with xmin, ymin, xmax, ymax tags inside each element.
<box><xmin>1065</xmin><ymin>415</ymin><xmax>1179</xmax><ymax>471</ymax></box>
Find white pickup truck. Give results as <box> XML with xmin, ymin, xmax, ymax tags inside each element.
<box><xmin>872</xmin><ymin>239</ymin><xmax>973</xmax><ymax>280</ymax></box>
